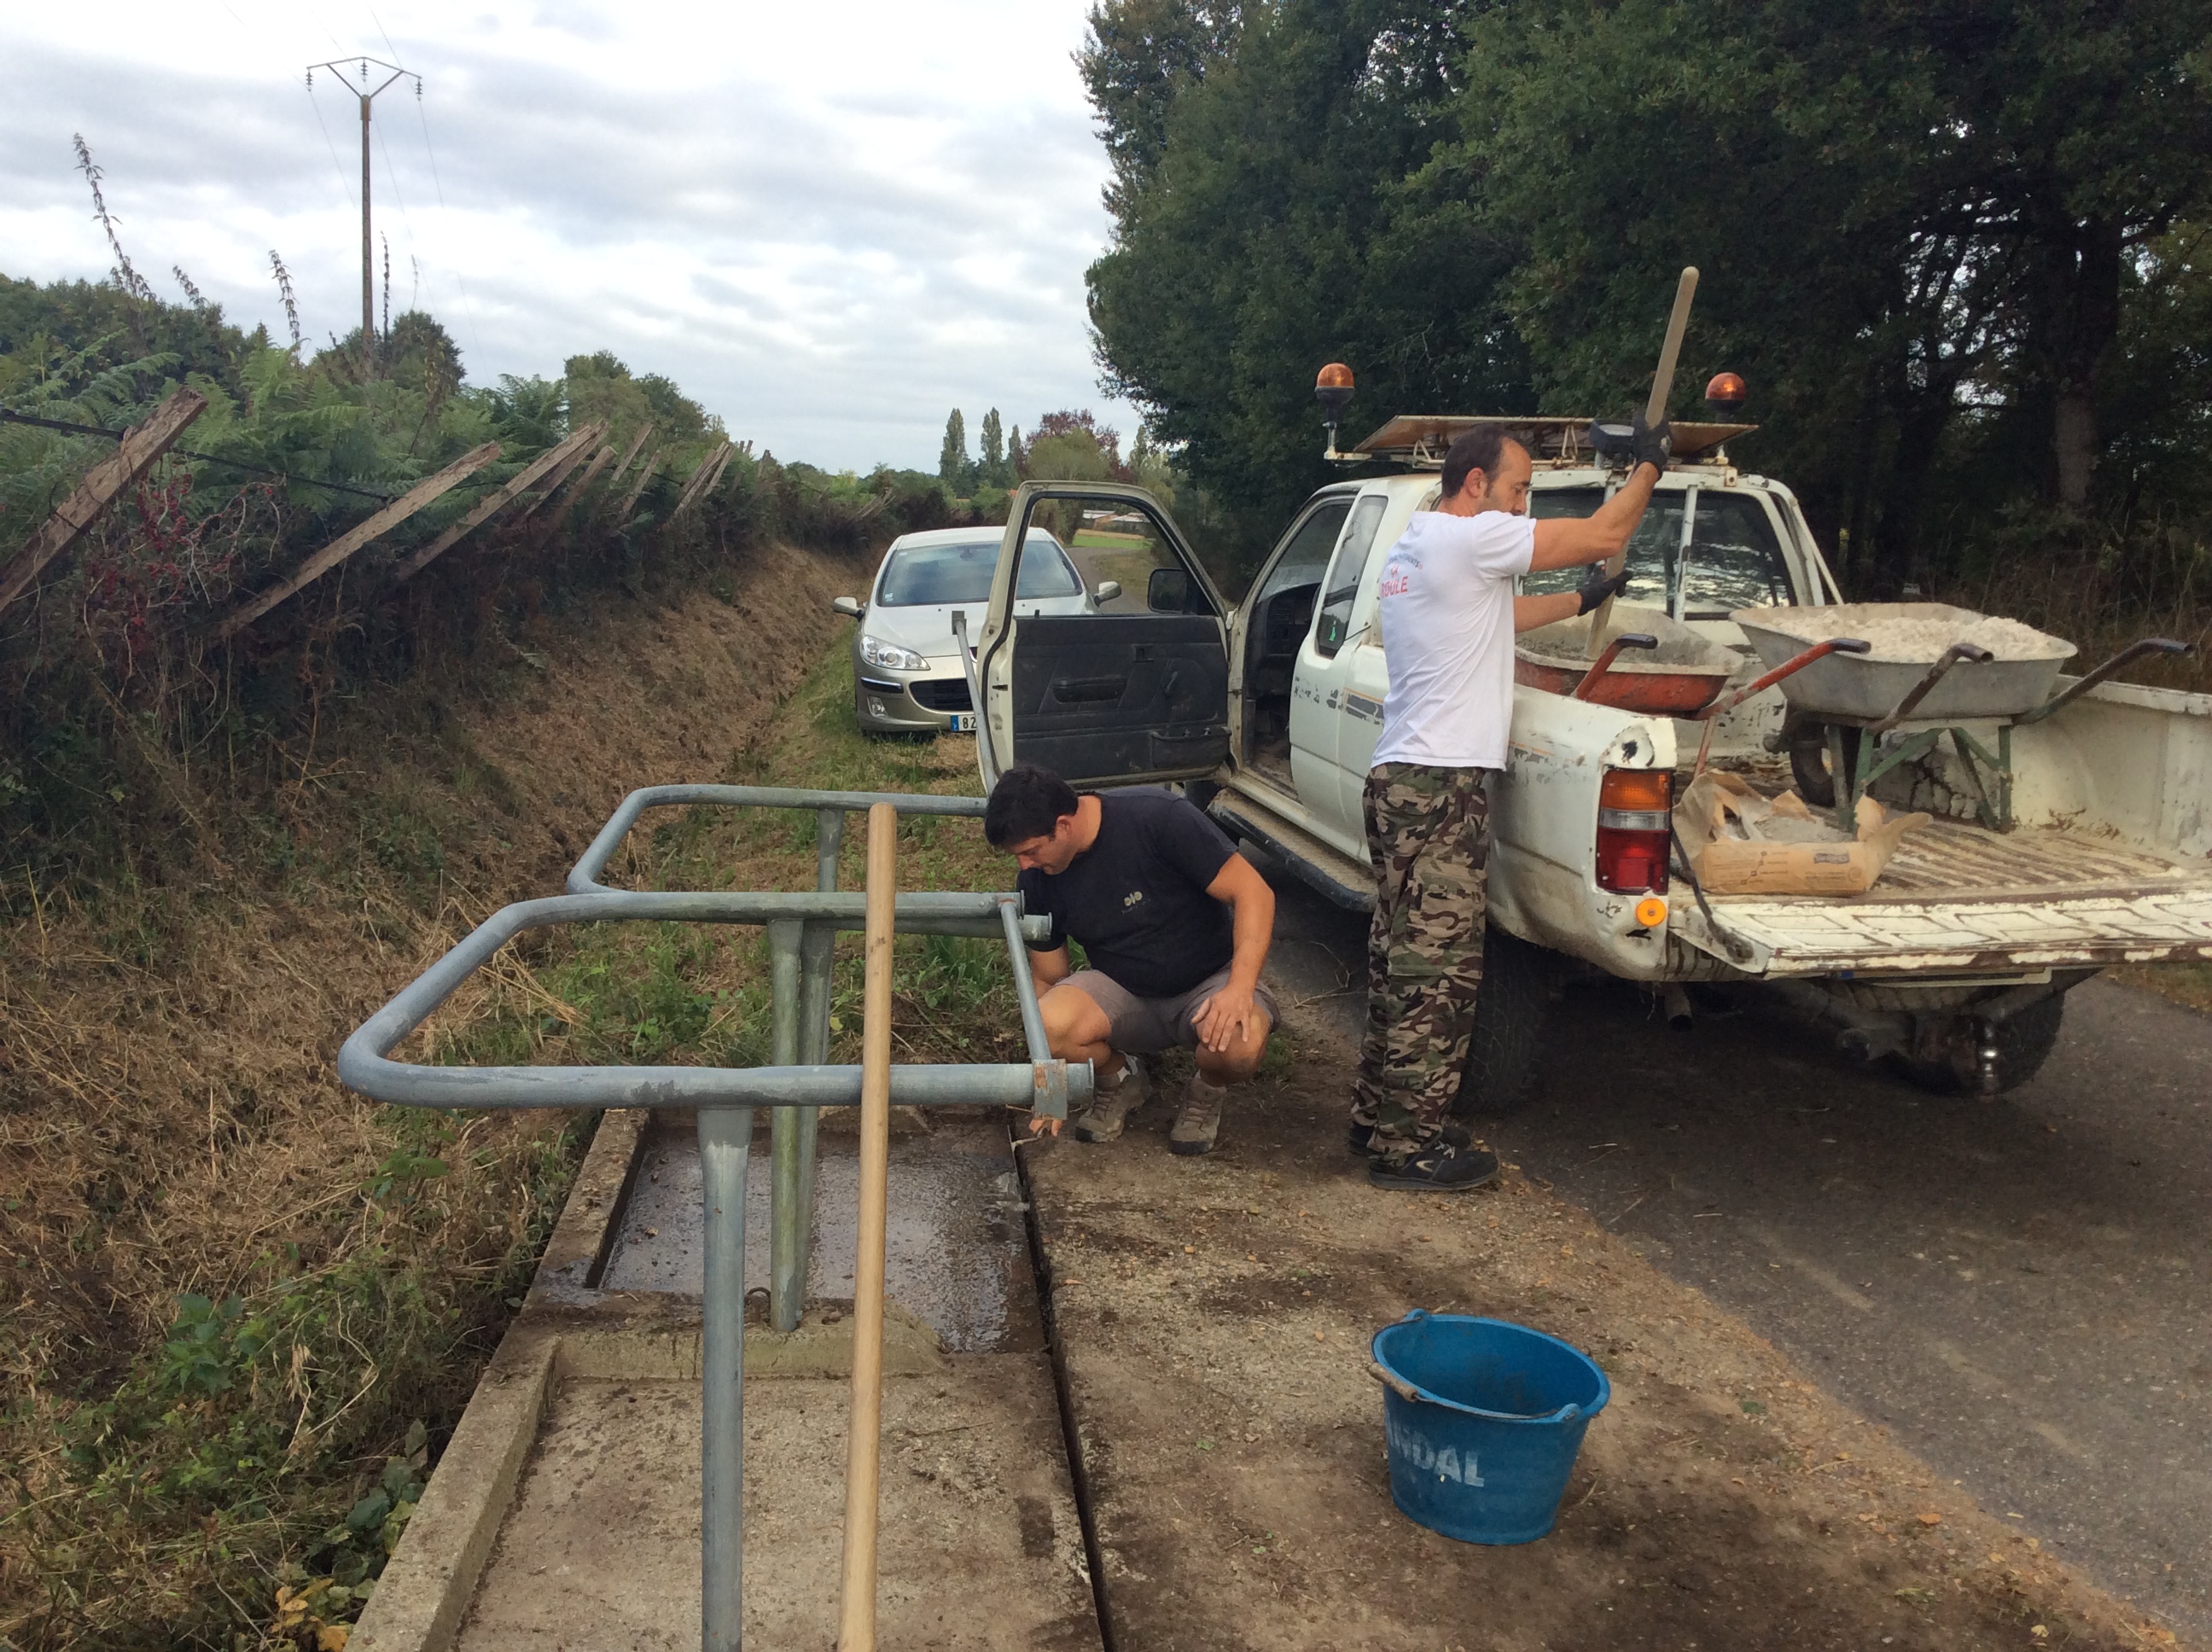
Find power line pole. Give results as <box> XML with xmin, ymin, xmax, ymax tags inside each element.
<box><xmin>306</xmin><ymin>55</ymin><xmax>416</xmax><ymax>371</ymax></box>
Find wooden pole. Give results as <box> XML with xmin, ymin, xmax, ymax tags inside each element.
<box><xmin>388</xmin><ymin>421</ymin><xmax>606</xmax><ymax>584</ymax></box>
<box><xmin>531</xmin><ymin>443</ymin><xmax>615</xmax><ymax>545</ymax></box>
<box><xmin>0</xmin><ymin>387</ymin><xmax>207</xmax><ymax>615</ymax></box>
<box><xmin>837</xmin><ymin>802</ymin><xmax>899</xmax><ymax>1651</ymax></box>
<box><xmin>1586</xmin><ymin>265</ymin><xmax>1697</xmax><ymax>659</ymax></box>
<box><xmin>607</xmin><ymin>419</ymin><xmax>655</xmax><ymax>486</ymax></box>
<box><xmin>216</xmin><ymin>440</ymin><xmax>499</xmax><ymax>637</ymax></box>
<box><xmin>619</xmin><ymin>445</ymin><xmax>663</xmax><ymax>522</ymax></box>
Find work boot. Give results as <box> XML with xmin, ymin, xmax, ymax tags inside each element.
<box><xmin>1072</xmin><ymin>1054</ymin><xmax>1149</xmax><ymax>1143</ymax></box>
<box><xmin>1367</xmin><ymin>1136</ymin><xmax>1500</xmax><ymax>1192</ymax></box>
<box><xmin>1348</xmin><ymin>1117</ymin><xmax>1471</xmax><ymax>1159</ymax></box>
<box><xmin>1168</xmin><ymin>1073</ymin><xmax>1228</xmax><ymax>1156</ymax></box>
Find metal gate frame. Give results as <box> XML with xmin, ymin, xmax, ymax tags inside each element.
<box><xmin>340</xmin><ymin>784</ymin><xmax>1080</xmax><ymax>1651</ymax></box>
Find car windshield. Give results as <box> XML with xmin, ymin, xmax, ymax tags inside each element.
<box><xmin>1522</xmin><ymin>487</ymin><xmax>1792</xmax><ymax>619</ymax></box>
<box><xmin>876</xmin><ymin>535</ymin><xmax>1080</xmax><ymax>606</ymax></box>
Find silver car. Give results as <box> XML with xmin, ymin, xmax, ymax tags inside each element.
<box><xmin>833</xmin><ymin>527</ymin><xmax>1118</xmax><ymax>734</ymax></box>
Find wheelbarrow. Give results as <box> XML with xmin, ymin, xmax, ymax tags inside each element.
<box><xmin>1778</xmin><ymin>635</ymin><xmax>2194</xmax><ymax>830</ymax></box>
<box><xmin>1516</xmin><ymin>610</ymin><xmax>1738</xmax><ymax>717</ymax></box>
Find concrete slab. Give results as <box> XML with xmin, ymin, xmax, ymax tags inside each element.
<box><xmin>454</xmin><ymin>1363</ymin><xmax>1098</xmax><ymax>1652</ymax></box>
<box><xmin>604</xmin><ymin>1114</ymin><xmax>1034</xmax><ymax>1352</ymax></box>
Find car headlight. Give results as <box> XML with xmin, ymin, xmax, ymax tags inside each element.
<box><xmin>859</xmin><ymin>635</ymin><xmax>928</xmax><ymax>672</ymax></box>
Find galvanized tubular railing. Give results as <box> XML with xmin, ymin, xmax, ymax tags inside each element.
<box><xmin>338</xmin><ymin>784</ymin><xmax>1078</xmax><ymax>1652</ymax></box>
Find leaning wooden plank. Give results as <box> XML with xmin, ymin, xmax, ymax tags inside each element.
<box><xmin>619</xmin><ymin>445</ymin><xmax>664</xmax><ymax>522</ymax></box>
<box><xmin>532</xmin><ymin>443</ymin><xmax>615</xmax><ymax>544</ymax></box>
<box><xmin>214</xmin><ymin>441</ymin><xmax>502</xmax><ymax>637</ymax></box>
<box><xmin>389</xmin><ymin>422</ymin><xmax>605</xmax><ymax>585</ymax></box>
<box><xmin>670</xmin><ymin>439</ymin><xmax>732</xmax><ymax>520</ymax></box>
<box><xmin>514</xmin><ymin>426</ymin><xmax>609</xmax><ymax>525</ymax></box>
<box><xmin>0</xmin><ymin>387</ymin><xmax>207</xmax><ymax>615</ymax></box>
<box><xmin>607</xmin><ymin>420</ymin><xmax>655</xmax><ymax>486</ymax></box>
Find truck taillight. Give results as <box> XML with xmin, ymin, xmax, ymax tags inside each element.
<box><xmin>1596</xmin><ymin>767</ymin><xmax>1671</xmax><ymax>895</ymax></box>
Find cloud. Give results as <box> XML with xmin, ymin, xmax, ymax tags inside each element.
<box><xmin>0</xmin><ymin>0</ymin><xmax>1138</xmax><ymax>469</ymax></box>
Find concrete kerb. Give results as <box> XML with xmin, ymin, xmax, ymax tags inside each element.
<box><xmin>351</xmin><ymin>1109</ymin><xmax>946</xmax><ymax>1652</ymax></box>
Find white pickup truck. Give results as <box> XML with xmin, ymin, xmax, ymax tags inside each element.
<box><xmin>962</xmin><ymin>416</ymin><xmax>2212</xmax><ymax>1107</ymax></box>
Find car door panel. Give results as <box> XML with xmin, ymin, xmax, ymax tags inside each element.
<box><xmin>978</xmin><ymin>483</ymin><xmax>1231</xmax><ymax>788</ymax></box>
<box><xmin>1010</xmin><ymin>614</ymin><xmax>1229</xmax><ymax>777</ymax></box>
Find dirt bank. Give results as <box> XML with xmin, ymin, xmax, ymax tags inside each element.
<box><xmin>0</xmin><ymin>538</ymin><xmax>871</xmax><ymax>1647</ymax></box>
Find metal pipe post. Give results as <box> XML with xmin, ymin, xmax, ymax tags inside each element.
<box><xmin>697</xmin><ymin>1102</ymin><xmax>754</xmax><ymax>1652</ymax></box>
<box><xmin>765</xmin><ymin>921</ymin><xmax>806</xmax><ymax>1333</ymax></box>
<box><xmin>775</xmin><ymin>811</ymin><xmax>843</xmax><ymax>1329</ymax></box>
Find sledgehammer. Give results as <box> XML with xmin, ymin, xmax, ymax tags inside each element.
<box><xmin>1586</xmin><ymin>265</ymin><xmax>1698</xmax><ymax>659</ymax></box>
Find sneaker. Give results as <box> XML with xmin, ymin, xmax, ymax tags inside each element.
<box><xmin>1348</xmin><ymin>1118</ymin><xmax>1471</xmax><ymax>1159</ymax></box>
<box><xmin>1167</xmin><ymin>1073</ymin><xmax>1227</xmax><ymax>1156</ymax></box>
<box><xmin>1072</xmin><ymin>1054</ymin><xmax>1149</xmax><ymax>1143</ymax></box>
<box><xmin>1366</xmin><ymin>1137</ymin><xmax>1501</xmax><ymax>1192</ymax></box>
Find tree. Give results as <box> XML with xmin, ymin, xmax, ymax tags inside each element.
<box><xmin>939</xmin><ymin>408</ymin><xmax>968</xmax><ymax>489</ymax></box>
<box><xmin>1084</xmin><ymin>0</ymin><xmax>1522</xmax><ymax>576</ymax></box>
<box><xmin>979</xmin><ymin>407</ymin><xmax>1006</xmax><ymax>485</ymax></box>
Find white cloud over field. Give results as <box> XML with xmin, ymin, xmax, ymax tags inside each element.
<box><xmin>0</xmin><ymin>2</ymin><xmax>1134</xmax><ymax>470</ymax></box>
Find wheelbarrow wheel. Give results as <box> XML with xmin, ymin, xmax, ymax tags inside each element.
<box><xmin>1787</xmin><ymin>719</ymin><xmax>1856</xmax><ymax>810</ymax></box>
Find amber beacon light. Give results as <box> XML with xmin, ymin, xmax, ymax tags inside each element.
<box><xmin>1705</xmin><ymin>371</ymin><xmax>1747</xmax><ymax>416</ymax></box>
<box><xmin>1317</xmin><ymin>362</ymin><xmax>1355</xmax><ymax>458</ymax></box>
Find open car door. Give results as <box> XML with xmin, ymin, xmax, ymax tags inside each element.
<box><xmin>969</xmin><ymin>481</ymin><xmax>1231</xmax><ymax>789</ymax></box>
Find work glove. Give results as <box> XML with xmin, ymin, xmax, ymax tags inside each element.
<box><xmin>1576</xmin><ymin>565</ymin><xmax>1632</xmax><ymax>615</ymax></box>
<box><xmin>1631</xmin><ymin>410</ymin><xmax>1673</xmax><ymax>475</ymax></box>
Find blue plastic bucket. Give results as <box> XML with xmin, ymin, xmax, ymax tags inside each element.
<box><xmin>1369</xmin><ymin>1311</ymin><xmax>1610</xmax><ymax>1544</ymax></box>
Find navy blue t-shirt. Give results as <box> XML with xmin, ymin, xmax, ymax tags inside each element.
<box><xmin>1017</xmin><ymin>790</ymin><xmax>1239</xmax><ymax>998</ymax></box>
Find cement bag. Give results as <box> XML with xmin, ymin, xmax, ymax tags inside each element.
<box><xmin>1673</xmin><ymin>771</ymin><xmax>1930</xmax><ymax>896</ymax></box>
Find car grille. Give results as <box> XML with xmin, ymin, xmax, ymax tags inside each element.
<box><xmin>907</xmin><ymin>678</ymin><xmax>973</xmax><ymax>713</ymax></box>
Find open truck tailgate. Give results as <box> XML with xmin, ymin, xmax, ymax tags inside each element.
<box><xmin>1675</xmin><ymin>819</ymin><xmax>2212</xmax><ymax>975</ymax></box>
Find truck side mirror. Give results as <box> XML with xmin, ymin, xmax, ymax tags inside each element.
<box><xmin>1147</xmin><ymin>567</ymin><xmax>1190</xmax><ymax>613</ymax></box>
<box><xmin>831</xmin><ymin>596</ymin><xmax>862</xmax><ymax>619</ymax></box>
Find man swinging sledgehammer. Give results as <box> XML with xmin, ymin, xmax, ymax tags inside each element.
<box><xmin>986</xmin><ymin>764</ymin><xmax>1278</xmax><ymax>1155</ymax></box>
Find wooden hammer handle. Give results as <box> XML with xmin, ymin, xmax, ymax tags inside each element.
<box><xmin>838</xmin><ymin>803</ymin><xmax>899</xmax><ymax>1650</ymax></box>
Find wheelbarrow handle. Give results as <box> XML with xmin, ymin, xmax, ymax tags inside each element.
<box><xmin>2014</xmin><ymin>637</ymin><xmax>2192</xmax><ymax>726</ymax></box>
<box><xmin>1571</xmin><ymin>631</ymin><xmax>1658</xmax><ymax>701</ymax></box>
<box><xmin>1693</xmin><ymin>636</ymin><xmax>1870</xmax><ymax>723</ymax></box>
<box><xmin>1868</xmin><ymin>640</ymin><xmax>1994</xmax><ymax>735</ymax></box>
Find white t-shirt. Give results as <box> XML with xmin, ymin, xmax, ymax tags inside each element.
<box><xmin>1369</xmin><ymin>509</ymin><xmax>1536</xmax><ymax>771</ymax></box>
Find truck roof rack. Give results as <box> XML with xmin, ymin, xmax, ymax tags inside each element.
<box><xmin>1351</xmin><ymin>414</ymin><xmax>1756</xmax><ymax>468</ymax></box>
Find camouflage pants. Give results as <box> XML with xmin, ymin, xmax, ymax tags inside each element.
<box><xmin>1352</xmin><ymin>764</ymin><xmax>1492</xmax><ymax>1153</ymax></box>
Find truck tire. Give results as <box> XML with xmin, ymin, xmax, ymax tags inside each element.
<box><xmin>1448</xmin><ymin>925</ymin><xmax>1558</xmax><ymax>1119</ymax></box>
<box><xmin>1895</xmin><ymin>993</ymin><xmax>2067</xmax><ymax>1096</ymax></box>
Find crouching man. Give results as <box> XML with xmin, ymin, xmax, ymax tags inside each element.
<box><xmin>985</xmin><ymin>763</ymin><xmax>1278</xmax><ymax>1155</ymax></box>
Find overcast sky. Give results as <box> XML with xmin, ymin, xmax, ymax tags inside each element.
<box><xmin>0</xmin><ymin>1</ymin><xmax>1137</xmax><ymax>471</ymax></box>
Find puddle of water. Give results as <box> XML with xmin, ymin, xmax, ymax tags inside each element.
<box><xmin>600</xmin><ymin>1116</ymin><xmax>1032</xmax><ymax>1353</ymax></box>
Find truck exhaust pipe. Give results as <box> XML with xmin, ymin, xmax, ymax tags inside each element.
<box><xmin>1663</xmin><ymin>983</ymin><xmax>1694</xmax><ymax>1032</ymax></box>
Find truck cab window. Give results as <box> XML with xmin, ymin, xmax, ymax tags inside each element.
<box><xmin>1313</xmin><ymin>493</ymin><xmax>1389</xmax><ymax>657</ymax></box>
<box><xmin>1522</xmin><ymin>487</ymin><xmax>1790</xmax><ymax>619</ymax></box>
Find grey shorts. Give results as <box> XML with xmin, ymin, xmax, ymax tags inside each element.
<box><xmin>1061</xmin><ymin>966</ymin><xmax>1280</xmax><ymax>1056</ymax></box>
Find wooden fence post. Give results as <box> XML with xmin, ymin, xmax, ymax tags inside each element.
<box><xmin>532</xmin><ymin>443</ymin><xmax>617</xmax><ymax>545</ymax></box>
<box><xmin>619</xmin><ymin>446</ymin><xmax>663</xmax><ymax>522</ymax></box>
<box><xmin>0</xmin><ymin>387</ymin><xmax>207</xmax><ymax>615</ymax></box>
<box><xmin>215</xmin><ymin>441</ymin><xmax>502</xmax><ymax>637</ymax></box>
<box><xmin>388</xmin><ymin>422</ymin><xmax>607</xmax><ymax>585</ymax></box>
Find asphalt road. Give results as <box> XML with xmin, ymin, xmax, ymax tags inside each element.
<box><xmin>1254</xmin><ymin>856</ymin><xmax>2212</xmax><ymax>1640</ymax></box>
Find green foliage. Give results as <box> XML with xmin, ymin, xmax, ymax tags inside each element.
<box><xmin>940</xmin><ymin>406</ymin><xmax>969</xmax><ymax>489</ymax></box>
<box><xmin>1082</xmin><ymin>0</ymin><xmax>2212</xmax><ymax>605</ymax></box>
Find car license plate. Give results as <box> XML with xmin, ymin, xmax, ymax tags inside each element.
<box><xmin>950</xmin><ymin>713</ymin><xmax>976</xmax><ymax>733</ymax></box>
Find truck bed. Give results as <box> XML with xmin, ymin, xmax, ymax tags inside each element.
<box><xmin>1681</xmin><ymin>819</ymin><xmax>2212</xmax><ymax>975</ymax></box>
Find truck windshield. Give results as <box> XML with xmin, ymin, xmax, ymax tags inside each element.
<box><xmin>877</xmin><ymin>535</ymin><xmax>1080</xmax><ymax>605</ymax></box>
<box><xmin>1523</xmin><ymin>488</ymin><xmax>1791</xmax><ymax>619</ymax></box>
